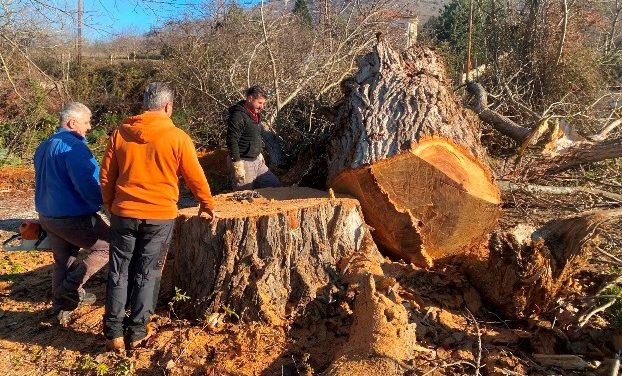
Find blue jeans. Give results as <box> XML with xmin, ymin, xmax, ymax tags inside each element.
<box><xmin>103</xmin><ymin>215</ymin><xmax>174</xmax><ymax>341</ymax></box>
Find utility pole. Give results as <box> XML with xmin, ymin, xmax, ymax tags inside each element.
<box><xmin>465</xmin><ymin>0</ymin><xmax>474</xmax><ymax>82</ymax></box>
<box><xmin>77</xmin><ymin>0</ymin><xmax>83</xmax><ymax>68</ymax></box>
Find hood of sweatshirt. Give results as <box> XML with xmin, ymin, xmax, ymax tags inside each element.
<box><xmin>118</xmin><ymin>111</ymin><xmax>175</xmax><ymax>143</ymax></box>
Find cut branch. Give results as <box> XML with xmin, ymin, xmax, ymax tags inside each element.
<box><xmin>465</xmin><ymin>81</ymin><xmax>530</xmax><ymax>141</ymax></box>
<box><xmin>499</xmin><ymin>181</ymin><xmax>622</xmax><ymax>203</ymax></box>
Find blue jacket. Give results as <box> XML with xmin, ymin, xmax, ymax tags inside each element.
<box><xmin>34</xmin><ymin>128</ymin><xmax>102</xmax><ymax>217</ymax></box>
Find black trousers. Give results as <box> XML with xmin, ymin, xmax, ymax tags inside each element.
<box><xmin>103</xmin><ymin>214</ymin><xmax>174</xmax><ymax>341</ymax></box>
<box><xmin>39</xmin><ymin>213</ymin><xmax>109</xmax><ymax>311</ymax></box>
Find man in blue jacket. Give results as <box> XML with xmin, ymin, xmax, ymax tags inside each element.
<box><xmin>34</xmin><ymin>102</ymin><xmax>110</xmax><ymax>326</ymax></box>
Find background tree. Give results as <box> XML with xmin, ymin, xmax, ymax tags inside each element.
<box><xmin>293</xmin><ymin>0</ymin><xmax>313</xmax><ymax>27</ymax></box>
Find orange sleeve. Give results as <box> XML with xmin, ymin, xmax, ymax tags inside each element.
<box><xmin>179</xmin><ymin>135</ymin><xmax>215</xmax><ymax>210</ymax></box>
<box><xmin>100</xmin><ymin>131</ymin><xmax>119</xmax><ymax>210</ymax></box>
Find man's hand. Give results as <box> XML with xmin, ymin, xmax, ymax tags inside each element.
<box><xmin>198</xmin><ymin>204</ymin><xmax>217</xmax><ymax>221</ymax></box>
<box><xmin>232</xmin><ymin>160</ymin><xmax>245</xmax><ymax>184</ymax></box>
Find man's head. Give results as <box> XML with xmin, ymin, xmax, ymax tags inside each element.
<box><xmin>245</xmin><ymin>86</ymin><xmax>267</xmax><ymax>113</ymax></box>
<box><xmin>143</xmin><ymin>82</ymin><xmax>174</xmax><ymax>117</ymax></box>
<box><xmin>59</xmin><ymin>102</ymin><xmax>92</xmax><ymax>138</ymax></box>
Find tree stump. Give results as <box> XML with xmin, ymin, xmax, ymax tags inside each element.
<box><xmin>465</xmin><ymin>209</ymin><xmax>622</xmax><ymax>318</ymax></box>
<box><xmin>326</xmin><ymin>41</ymin><xmax>500</xmax><ymax>266</ymax></box>
<box><xmin>169</xmin><ymin>187</ymin><xmax>381</xmax><ymax>324</ymax></box>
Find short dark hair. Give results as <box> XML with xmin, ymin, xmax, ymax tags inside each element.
<box><xmin>246</xmin><ymin>86</ymin><xmax>267</xmax><ymax>99</ymax></box>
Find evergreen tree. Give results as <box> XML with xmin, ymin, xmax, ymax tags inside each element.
<box><xmin>293</xmin><ymin>0</ymin><xmax>313</xmax><ymax>27</ymax></box>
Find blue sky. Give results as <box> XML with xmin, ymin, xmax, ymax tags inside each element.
<box><xmin>81</xmin><ymin>0</ymin><xmax>205</xmax><ymax>40</ymax></box>
<box><xmin>77</xmin><ymin>0</ymin><xmax>259</xmax><ymax>41</ymax></box>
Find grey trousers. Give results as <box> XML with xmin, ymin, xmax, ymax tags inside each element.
<box><xmin>39</xmin><ymin>213</ymin><xmax>110</xmax><ymax>311</ymax></box>
<box><xmin>229</xmin><ymin>154</ymin><xmax>280</xmax><ymax>191</ymax></box>
<box><xmin>103</xmin><ymin>214</ymin><xmax>174</xmax><ymax>341</ymax></box>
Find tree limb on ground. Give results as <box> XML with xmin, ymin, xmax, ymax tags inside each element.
<box><xmin>499</xmin><ymin>180</ymin><xmax>622</xmax><ymax>203</ymax></box>
<box><xmin>465</xmin><ymin>81</ymin><xmax>622</xmax><ymax>176</ymax></box>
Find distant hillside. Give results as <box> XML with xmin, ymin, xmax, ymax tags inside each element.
<box><xmin>392</xmin><ymin>0</ymin><xmax>450</xmax><ymax>24</ymax></box>
<box><xmin>270</xmin><ymin>0</ymin><xmax>450</xmax><ymax>24</ymax></box>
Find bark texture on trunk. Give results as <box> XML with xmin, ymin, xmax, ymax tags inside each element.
<box><xmin>466</xmin><ymin>209</ymin><xmax>622</xmax><ymax>318</ymax></box>
<box><xmin>331</xmin><ymin>138</ymin><xmax>500</xmax><ymax>267</ymax></box>
<box><xmin>169</xmin><ymin>187</ymin><xmax>381</xmax><ymax>324</ymax></box>
<box><xmin>327</xmin><ymin>40</ymin><xmax>488</xmax><ymax>180</ymax></box>
<box><xmin>326</xmin><ymin>41</ymin><xmax>500</xmax><ymax>266</ymax></box>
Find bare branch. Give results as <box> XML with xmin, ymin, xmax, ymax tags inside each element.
<box><xmin>590</xmin><ymin>118</ymin><xmax>622</xmax><ymax>141</ymax></box>
<box><xmin>555</xmin><ymin>0</ymin><xmax>568</xmax><ymax>66</ymax></box>
<box><xmin>0</xmin><ymin>51</ymin><xmax>25</xmax><ymax>102</ymax></box>
<box><xmin>260</xmin><ymin>0</ymin><xmax>281</xmax><ymax>110</ymax></box>
<box><xmin>499</xmin><ymin>180</ymin><xmax>622</xmax><ymax>203</ymax></box>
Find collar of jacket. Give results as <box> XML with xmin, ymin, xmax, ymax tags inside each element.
<box><xmin>55</xmin><ymin>127</ymin><xmax>87</xmax><ymax>143</ymax></box>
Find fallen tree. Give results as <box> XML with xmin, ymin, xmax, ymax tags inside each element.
<box><xmin>323</xmin><ymin>40</ymin><xmax>617</xmax><ymax>319</ymax></box>
<box><xmin>465</xmin><ymin>81</ymin><xmax>622</xmax><ymax>177</ymax></box>
<box><xmin>327</xmin><ymin>40</ymin><xmax>501</xmax><ymax>267</ymax></box>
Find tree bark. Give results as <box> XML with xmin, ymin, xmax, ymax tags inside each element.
<box><xmin>168</xmin><ymin>187</ymin><xmax>382</xmax><ymax>324</ymax></box>
<box><xmin>327</xmin><ymin>41</ymin><xmax>489</xmax><ymax>180</ymax></box>
<box><xmin>465</xmin><ymin>209</ymin><xmax>622</xmax><ymax>319</ymax></box>
<box><xmin>327</xmin><ymin>41</ymin><xmax>500</xmax><ymax>266</ymax></box>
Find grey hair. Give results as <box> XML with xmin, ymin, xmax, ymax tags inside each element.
<box><xmin>143</xmin><ymin>82</ymin><xmax>174</xmax><ymax>110</ymax></box>
<box><xmin>59</xmin><ymin>102</ymin><xmax>91</xmax><ymax>126</ymax></box>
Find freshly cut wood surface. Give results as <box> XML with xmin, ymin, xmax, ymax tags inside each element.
<box><xmin>169</xmin><ymin>187</ymin><xmax>381</xmax><ymax>324</ymax></box>
<box><xmin>330</xmin><ymin>138</ymin><xmax>500</xmax><ymax>267</ymax></box>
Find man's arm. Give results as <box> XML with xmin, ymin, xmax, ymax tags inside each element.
<box><xmin>65</xmin><ymin>143</ymin><xmax>103</xmax><ymax>209</ymax></box>
<box><xmin>179</xmin><ymin>135</ymin><xmax>215</xmax><ymax>217</ymax></box>
<box><xmin>99</xmin><ymin>132</ymin><xmax>119</xmax><ymax>211</ymax></box>
<box><xmin>226</xmin><ymin>111</ymin><xmax>244</xmax><ymax>161</ymax></box>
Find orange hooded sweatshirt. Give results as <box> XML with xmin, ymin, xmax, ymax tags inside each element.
<box><xmin>100</xmin><ymin>111</ymin><xmax>214</xmax><ymax>219</ymax></box>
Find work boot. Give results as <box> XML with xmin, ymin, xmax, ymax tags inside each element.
<box><xmin>55</xmin><ymin>283</ymin><xmax>80</xmax><ymax>311</ymax></box>
<box><xmin>56</xmin><ymin>286</ymin><xmax>96</xmax><ymax>311</ymax></box>
<box><xmin>57</xmin><ymin>310</ymin><xmax>72</xmax><ymax>327</ymax></box>
<box><xmin>129</xmin><ymin>322</ymin><xmax>156</xmax><ymax>350</ymax></box>
<box><xmin>78</xmin><ymin>288</ymin><xmax>97</xmax><ymax>306</ymax></box>
<box><xmin>105</xmin><ymin>337</ymin><xmax>125</xmax><ymax>354</ymax></box>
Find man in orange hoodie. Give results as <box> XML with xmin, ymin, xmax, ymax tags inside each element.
<box><xmin>100</xmin><ymin>82</ymin><xmax>215</xmax><ymax>352</ymax></box>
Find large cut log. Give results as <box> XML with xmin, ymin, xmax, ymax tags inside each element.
<box><xmin>169</xmin><ymin>187</ymin><xmax>381</xmax><ymax>324</ymax></box>
<box><xmin>326</xmin><ymin>40</ymin><xmax>500</xmax><ymax>266</ymax></box>
<box><xmin>331</xmin><ymin>138</ymin><xmax>500</xmax><ymax>266</ymax></box>
<box><xmin>327</xmin><ymin>41</ymin><xmax>490</xmax><ymax>179</ymax></box>
<box><xmin>465</xmin><ymin>209</ymin><xmax>622</xmax><ymax>318</ymax></box>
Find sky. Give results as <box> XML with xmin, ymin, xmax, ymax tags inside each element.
<box><xmin>80</xmin><ymin>0</ymin><xmax>207</xmax><ymax>40</ymax></box>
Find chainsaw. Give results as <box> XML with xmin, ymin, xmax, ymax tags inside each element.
<box><xmin>2</xmin><ymin>220</ymin><xmax>51</xmax><ymax>251</ymax></box>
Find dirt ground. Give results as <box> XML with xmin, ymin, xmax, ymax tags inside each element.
<box><xmin>1</xmin><ymin>166</ymin><xmax>621</xmax><ymax>375</ymax></box>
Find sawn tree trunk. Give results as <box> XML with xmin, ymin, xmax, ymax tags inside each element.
<box><xmin>327</xmin><ymin>40</ymin><xmax>501</xmax><ymax>267</ymax></box>
<box><xmin>168</xmin><ymin>187</ymin><xmax>379</xmax><ymax>324</ymax></box>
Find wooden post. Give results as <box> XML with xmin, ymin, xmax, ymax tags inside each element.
<box><xmin>77</xmin><ymin>0</ymin><xmax>83</xmax><ymax>68</ymax></box>
<box><xmin>406</xmin><ymin>17</ymin><xmax>418</xmax><ymax>48</ymax></box>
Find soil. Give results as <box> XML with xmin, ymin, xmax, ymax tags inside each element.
<box><xmin>0</xmin><ymin>166</ymin><xmax>620</xmax><ymax>375</ymax></box>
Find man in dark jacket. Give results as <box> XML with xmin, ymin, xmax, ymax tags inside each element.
<box><xmin>226</xmin><ymin>86</ymin><xmax>280</xmax><ymax>191</ymax></box>
<box><xmin>34</xmin><ymin>102</ymin><xmax>110</xmax><ymax>326</ymax></box>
